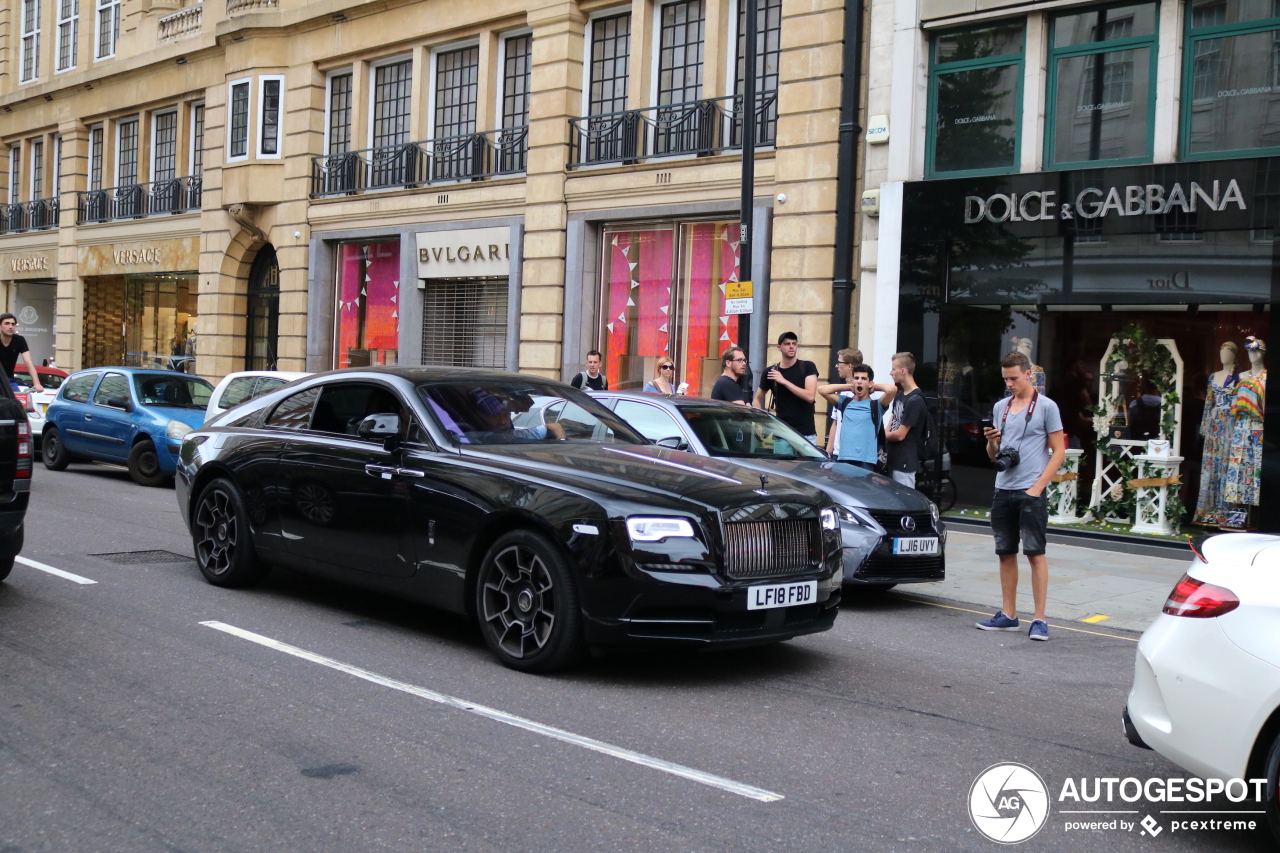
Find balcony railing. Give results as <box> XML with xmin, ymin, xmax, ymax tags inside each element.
<box><xmin>77</xmin><ymin>176</ymin><xmax>202</xmax><ymax>223</ymax></box>
<box><xmin>0</xmin><ymin>198</ymin><xmax>59</xmax><ymax>234</ymax></box>
<box><xmin>227</xmin><ymin>0</ymin><xmax>277</xmax><ymax>12</ymax></box>
<box><xmin>567</xmin><ymin>91</ymin><xmax>778</xmax><ymax>169</ymax></box>
<box><xmin>311</xmin><ymin>126</ymin><xmax>528</xmax><ymax>197</ymax></box>
<box><xmin>157</xmin><ymin>5</ymin><xmax>201</xmax><ymax>42</ymax></box>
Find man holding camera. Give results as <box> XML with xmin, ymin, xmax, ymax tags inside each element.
<box><xmin>977</xmin><ymin>351</ymin><xmax>1066</xmax><ymax>641</ymax></box>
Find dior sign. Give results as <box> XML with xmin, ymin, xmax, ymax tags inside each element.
<box><xmin>964</xmin><ymin>180</ymin><xmax>1248</xmax><ymax>224</ymax></box>
<box><xmin>416</xmin><ymin>226</ymin><xmax>513</xmax><ymax>279</ymax></box>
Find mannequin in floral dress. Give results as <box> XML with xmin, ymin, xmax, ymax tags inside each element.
<box><xmin>1193</xmin><ymin>342</ymin><xmax>1238</xmax><ymax>527</ymax></box>
<box><xmin>1223</xmin><ymin>337</ymin><xmax>1266</xmax><ymax>529</ymax></box>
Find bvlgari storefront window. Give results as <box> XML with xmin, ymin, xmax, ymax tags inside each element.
<box><xmin>898</xmin><ymin>159</ymin><xmax>1280</xmax><ymax>536</ymax></box>
<box><xmin>335</xmin><ymin>241</ymin><xmax>399</xmax><ymax>369</ymax></box>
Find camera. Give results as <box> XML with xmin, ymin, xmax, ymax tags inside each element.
<box><xmin>993</xmin><ymin>447</ymin><xmax>1020</xmax><ymax>472</ymax></box>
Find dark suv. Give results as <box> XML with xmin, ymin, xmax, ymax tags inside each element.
<box><xmin>0</xmin><ymin>380</ymin><xmax>33</xmax><ymax>581</ymax></box>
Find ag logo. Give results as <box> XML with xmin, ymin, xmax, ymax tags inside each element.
<box><xmin>17</xmin><ymin>305</ymin><xmax>37</xmax><ymax>325</ymax></box>
<box><xmin>969</xmin><ymin>762</ymin><xmax>1050</xmax><ymax>844</ymax></box>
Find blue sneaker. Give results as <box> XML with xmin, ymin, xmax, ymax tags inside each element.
<box><xmin>1028</xmin><ymin>620</ymin><xmax>1049</xmax><ymax>641</ymax></box>
<box><xmin>976</xmin><ymin>610</ymin><xmax>1020</xmax><ymax>631</ymax></box>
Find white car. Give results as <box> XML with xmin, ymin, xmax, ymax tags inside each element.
<box><xmin>1125</xmin><ymin>533</ymin><xmax>1280</xmax><ymax>839</ymax></box>
<box><xmin>204</xmin><ymin>370</ymin><xmax>309</xmax><ymax>423</ymax></box>
<box><xmin>14</xmin><ymin>367</ymin><xmax>69</xmax><ymax>448</ymax></box>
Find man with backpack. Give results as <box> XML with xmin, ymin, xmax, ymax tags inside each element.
<box><xmin>569</xmin><ymin>350</ymin><xmax>608</xmax><ymax>391</ymax></box>
<box><xmin>886</xmin><ymin>352</ymin><xmax>933</xmax><ymax>488</ymax></box>
<box><xmin>818</xmin><ymin>363</ymin><xmax>896</xmax><ymax>471</ymax></box>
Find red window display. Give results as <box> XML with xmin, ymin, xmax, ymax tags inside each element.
<box><xmin>600</xmin><ymin>221</ymin><xmax>740</xmax><ymax>396</ymax></box>
<box><xmin>336</xmin><ymin>241</ymin><xmax>400</xmax><ymax>369</ymax></box>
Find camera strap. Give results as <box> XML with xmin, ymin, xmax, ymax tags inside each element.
<box><xmin>1000</xmin><ymin>390</ymin><xmax>1038</xmax><ymax>431</ymax></box>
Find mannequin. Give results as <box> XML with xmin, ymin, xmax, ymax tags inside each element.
<box><xmin>1005</xmin><ymin>337</ymin><xmax>1046</xmax><ymax>394</ymax></box>
<box><xmin>1223</xmin><ymin>337</ymin><xmax>1266</xmax><ymax>528</ymax></box>
<box><xmin>938</xmin><ymin>338</ymin><xmax>974</xmax><ymax>426</ymax></box>
<box><xmin>1193</xmin><ymin>342</ymin><xmax>1239</xmax><ymax>527</ymax></box>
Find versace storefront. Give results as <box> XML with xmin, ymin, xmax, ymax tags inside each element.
<box><xmin>896</xmin><ymin>158</ymin><xmax>1280</xmax><ymax>535</ymax></box>
<box><xmin>2</xmin><ymin>249</ymin><xmax>58</xmax><ymax>366</ymax></box>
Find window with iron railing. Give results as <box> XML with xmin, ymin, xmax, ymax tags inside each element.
<box><xmin>586</xmin><ymin>13</ymin><xmax>632</xmax><ymax>163</ymax></box>
<box><xmin>154</xmin><ymin>112</ymin><xmax>177</xmax><ymax>182</ymax></box>
<box><xmin>30</xmin><ymin>141</ymin><xmax>43</xmax><ymax>200</ymax></box>
<box><xmin>735</xmin><ymin>0</ymin><xmax>782</xmax><ymax>144</ymax></box>
<box><xmin>191</xmin><ymin>103</ymin><xmax>205</xmax><ymax>176</ymax></box>
<box><xmin>89</xmin><ymin>126</ymin><xmax>103</xmax><ymax>190</ymax></box>
<box><xmin>656</xmin><ymin>0</ymin><xmax>706</xmax><ymax>156</ymax></box>
<box><xmin>372</xmin><ymin>60</ymin><xmax>412</xmax><ymax>149</ymax></box>
<box><xmin>117</xmin><ymin>119</ymin><xmax>138</xmax><ymax>186</ymax></box>
<box><xmin>500</xmin><ymin>35</ymin><xmax>532</xmax><ymax>174</ymax></box>
<box><xmin>328</xmin><ymin>73</ymin><xmax>352</xmax><ymax>156</ymax></box>
<box><xmin>9</xmin><ymin>148</ymin><xmax>20</xmax><ymax>204</ymax></box>
<box><xmin>434</xmin><ymin>47</ymin><xmax>479</xmax><ymax>139</ymax></box>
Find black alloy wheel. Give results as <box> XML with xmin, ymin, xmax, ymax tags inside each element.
<box><xmin>128</xmin><ymin>440</ymin><xmax>167</xmax><ymax>487</ymax></box>
<box><xmin>476</xmin><ymin>530</ymin><xmax>585</xmax><ymax>673</ymax></box>
<box><xmin>42</xmin><ymin>427</ymin><xmax>69</xmax><ymax>470</ymax></box>
<box><xmin>193</xmin><ymin>478</ymin><xmax>268</xmax><ymax>587</ymax></box>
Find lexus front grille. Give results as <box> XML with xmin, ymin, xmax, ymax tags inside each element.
<box><xmin>722</xmin><ymin>517</ymin><xmax>821</xmax><ymax>579</ymax></box>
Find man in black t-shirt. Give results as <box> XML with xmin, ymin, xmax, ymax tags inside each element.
<box><xmin>886</xmin><ymin>352</ymin><xmax>927</xmax><ymax>488</ymax></box>
<box><xmin>0</xmin><ymin>314</ymin><xmax>42</xmax><ymax>393</ymax></box>
<box><xmin>754</xmin><ymin>331</ymin><xmax>819</xmax><ymax>441</ymax></box>
<box><xmin>569</xmin><ymin>350</ymin><xmax>608</xmax><ymax>391</ymax></box>
<box><xmin>711</xmin><ymin>347</ymin><xmax>749</xmax><ymax>404</ymax></box>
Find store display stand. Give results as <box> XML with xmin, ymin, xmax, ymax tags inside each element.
<box><xmin>1048</xmin><ymin>448</ymin><xmax>1084</xmax><ymax>524</ymax></box>
<box><xmin>1130</xmin><ymin>454</ymin><xmax>1185</xmax><ymax>536</ymax></box>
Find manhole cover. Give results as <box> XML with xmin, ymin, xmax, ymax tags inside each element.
<box><xmin>90</xmin><ymin>550</ymin><xmax>195</xmax><ymax>565</ymax></box>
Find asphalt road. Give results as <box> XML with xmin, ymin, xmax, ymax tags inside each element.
<box><xmin>1</xmin><ymin>462</ymin><xmax>1272</xmax><ymax>852</ymax></box>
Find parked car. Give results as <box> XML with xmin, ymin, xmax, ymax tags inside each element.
<box><xmin>0</xmin><ymin>380</ymin><xmax>33</xmax><ymax>582</ymax></box>
<box><xmin>41</xmin><ymin>368</ymin><xmax>214</xmax><ymax>486</ymax></box>
<box><xmin>205</xmin><ymin>370</ymin><xmax>310</xmax><ymax>422</ymax></box>
<box><xmin>593</xmin><ymin>392</ymin><xmax>945</xmax><ymax>591</ymax></box>
<box><xmin>1125</xmin><ymin>534</ymin><xmax>1280</xmax><ymax>841</ymax></box>
<box><xmin>14</xmin><ymin>366</ymin><xmax>69</xmax><ymax>448</ymax></box>
<box><xmin>176</xmin><ymin>368</ymin><xmax>844</xmax><ymax>672</ymax></box>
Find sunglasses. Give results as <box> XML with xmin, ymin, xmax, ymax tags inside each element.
<box><xmin>660</xmin><ymin>364</ymin><xmax>674</xmax><ymax>370</ymax></box>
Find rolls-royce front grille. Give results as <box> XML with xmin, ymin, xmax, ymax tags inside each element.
<box><xmin>722</xmin><ymin>517</ymin><xmax>821</xmax><ymax>579</ymax></box>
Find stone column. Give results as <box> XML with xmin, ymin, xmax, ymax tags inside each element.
<box><xmin>519</xmin><ymin>1</ymin><xmax>585</xmax><ymax>379</ymax></box>
<box><xmin>55</xmin><ymin>121</ymin><xmax>86</xmax><ymax>370</ymax></box>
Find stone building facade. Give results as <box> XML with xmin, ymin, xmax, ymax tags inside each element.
<box><xmin>0</xmin><ymin>0</ymin><xmax>860</xmax><ymax>412</ymax></box>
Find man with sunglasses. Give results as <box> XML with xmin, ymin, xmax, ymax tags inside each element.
<box><xmin>712</xmin><ymin>347</ymin><xmax>750</xmax><ymax>404</ymax></box>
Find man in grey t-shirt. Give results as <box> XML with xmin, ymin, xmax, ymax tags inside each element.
<box><xmin>976</xmin><ymin>351</ymin><xmax>1066</xmax><ymax>641</ymax></box>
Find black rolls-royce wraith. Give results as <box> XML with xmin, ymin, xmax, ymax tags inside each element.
<box><xmin>175</xmin><ymin>368</ymin><xmax>843</xmax><ymax>671</ymax></box>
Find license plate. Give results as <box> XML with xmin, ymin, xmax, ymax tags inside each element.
<box><xmin>39</xmin><ymin>403</ymin><xmax>47</xmax><ymax>413</ymax></box>
<box><xmin>746</xmin><ymin>580</ymin><xmax>818</xmax><ymax>610</ymax></box>
<box><xmin>893</xmin><ymin>537</ymin><xmax>940</xmax><ymax>556</ymax></box>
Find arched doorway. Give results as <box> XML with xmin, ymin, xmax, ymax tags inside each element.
<box><xmin>245</xmin><ymin>244</ymin><xmax>280</xmax><ymax>370</ymax></box>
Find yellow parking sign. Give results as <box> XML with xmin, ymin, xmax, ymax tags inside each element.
<box><xmin>725</xmin><ymin>280</ymin><xmax>753</xmax><ymax>314</ymax></box>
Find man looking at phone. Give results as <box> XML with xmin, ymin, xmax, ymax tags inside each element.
<box><xmin>976</xmin><ymin>351</ymin><xmax>1066</xmax><ymax>641</ymax></box>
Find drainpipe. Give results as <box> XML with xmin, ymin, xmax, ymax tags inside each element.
<box><xmin>829</xmin><ymin>0</ymin><xmax>866</xmax><ymax>380</ymax></box>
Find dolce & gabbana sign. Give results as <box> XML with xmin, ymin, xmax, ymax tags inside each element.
<box><xmin>964</xmin><ymin>179</ymin><xmax>1246</xmax><ymax>224</ymax></box>
<box><xmin>416</xmin><ymin>226</ymin><xmax>513</xmax><ymax>279</ymax></box>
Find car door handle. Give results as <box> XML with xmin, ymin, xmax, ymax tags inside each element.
<box><xmin>395</xmin><ymin>468</ymin><xmax>425</xmax><ymax>478</ymax></box>
<box><xmin>365</xmin><ymin>464</ymin><xmax>399</xmax><ymax>478</ymax></box>
<box><xmin>84</xmin><ymin>413</ymin><xmax>93</xmax><ymax>421</ymax></box>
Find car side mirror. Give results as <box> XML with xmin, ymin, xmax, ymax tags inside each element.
<box><xmin>106</xmin><ymin>396</ymin><xmax>133</xmax><ymax>412</ymax></box>
<box><xmin>655</xmin><ymin>436</ymin><xmax>687</xmax><ymax>450</ymax></box>
<box><xmin>357</xmin><ymin>413</ymin><xmax>401</xmax><ymax>449</ymax></box>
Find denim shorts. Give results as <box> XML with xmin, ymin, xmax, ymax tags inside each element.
<box><xmin>992</xmin><ymin>488</ymin><xmax>1049</xmax><ymax>557</ymax></box>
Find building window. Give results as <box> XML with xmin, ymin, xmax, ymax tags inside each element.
<box><xmin>421</xmin><ymin>279</ymin><xmax>509</xmax><ymax>369</ymax></box>
<box><xmin>21</xmin><ymin>0</ymin><xmax>41</xmax><ymax>84</ymax></box>
<box><xmin>57</xmin><ymin>0</ymin><xmax>77</xmax><ymax>72</ymax></box>
<box><xmin>117</xmin><ymin>118</ymin><xmax>138</xmax><ymax>185</ymax></box>
<box><xmin>258</xmin><ymin>76</ymin><xmax>282</xmax><ymax>157</ymax></box>
<box><xmin>927</xmin><ymin>21</ymin><xmax>1025</xmax><ymax>177</ymax></box>
<box><xmin>153</xmin><ymin>112</ymin><xmax>177</xmax><ymax>182</ymax></box>
<box><xmin>228</xmin><ymin>80</ymin><xmax>250</xmax><ymax>160</ymax></box>
<box><xmin>658</xmin><ymin>1</ymin><xmax>705</xmax><ymax>107</ymax></box>
<box><xmin>1046</xmin><ymin>3</ymin><xmax>1158</xmax><ymax>168</ymax></box>
<box><xmin>190</xmin><ymin>103</ymin><xmax>205</xmax><ymax>176</ymax></box>
<box><xmin>9</xmin><ymin>148</ymin><xmax>20</xmax><ymax>204</ymax></box>
<box><xmin>735</xmin><ymin>0</ymin><xmax>782</xmax><ymax>144</ymax></box>
<box><xmin>53</xmin><ymin>136</ymin><xmax>61</xmax><ymax>197</ymax></box>
<box><xmin>30</xmin><ymin>141</ymin><xmax>43</xmax><ymax>199</ymax></box>
<box><xmin>89</xmin><ymin>126</ymin><xmax>103</xmax><ymax>190</ymax></box>
<box><xmin>589</xmin><ymin>13</ymin><xmax>631</xmax><ymax>117</ymax></box>
<box><xmin>336</xmin><ymin>242</ymin><xmax>400</xmax><ymax>369</ymax></box>
<box><xmin>327</xmin><ymin>73</ymin><xmax>352</xmax><ymax>155</ymax></box>
<box><xmin>1183</xmin><ymin>0</ymin><xmax>1280</xmax><ymax>158</ymax></box>
<box><xmin>247</xmin><ymin>244</ymin><xmax>280</xmax><ymax>371</ymax></box>
<box><xmin>502</xmin><ymin>35</ymin><xmax>532</xmax><ymax>130</ymax></box>
<box><xmin>95</xmin><ymin>0</ymin><xmax>118</xmax><ymax>59</ymax></box>
<box><xmin>434</xmin><ymin>47</ymin><xmax>479</xmax><ymax>140</ymax></box>
<box><xmin>372</xmin><ymin>60</ymin><xmax>412</xmax><ymax>149</ymax></box>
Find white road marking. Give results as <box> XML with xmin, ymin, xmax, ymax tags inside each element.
<box><xmin>16</xmin><ymin>556</ymin><xmax>97</xmax><ymax>585</ymax></box>
<box><xmin>200</xmin><ymin>620</ymin><xmax>784</xmax><ymax>803</ymax></box>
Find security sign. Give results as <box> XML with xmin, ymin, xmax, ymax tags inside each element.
<box><xmin>725</xmin><ymin>280</ymin><xmax>753</xmax><ymax>315</ymax></box>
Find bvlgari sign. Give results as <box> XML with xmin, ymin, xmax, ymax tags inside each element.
<box><xmin>964</xmin><ymin>180</ymin><xmax>1247</xmax><ymax>223</ymax></box>
<box><xmin>416</xmin><ymin>226</ymin><xmax>513</xmax><ymax>279</ymax></box>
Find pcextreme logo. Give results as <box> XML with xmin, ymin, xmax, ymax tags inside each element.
<box><xmin>969</xmin><ymin>763</ymin><xmax>1051</xmax><ymax>844</ymax></box>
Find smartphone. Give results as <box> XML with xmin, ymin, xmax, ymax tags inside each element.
<box><xmin>980</xmin><ymin>416</ymin><xmax>994</xmax><ymax>432</ymax></box>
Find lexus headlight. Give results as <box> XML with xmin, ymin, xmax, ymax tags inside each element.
<box><xmin>166</xmin><ymin>420</ymin><xmax>193</xmax><ymax>442</ymax></box>
<box><xmin>930</xmin><ymin>501</ymin><xmax>940</xmax><ymax>526</ymax></box>
<box><xmin>626</xmin><ymin>517</ymin><xmax>696</xmax><ymax>542</ymax></box>
<box><xmin>820</xmin><ymin>507</ymin><xmax>839</xmax><ymax>531</ymax></box>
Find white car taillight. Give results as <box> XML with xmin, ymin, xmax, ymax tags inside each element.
<box><xmin>1162</xmin><ymin>573</ymin><xmax>1239</xmax><ymax>618</ymax></box>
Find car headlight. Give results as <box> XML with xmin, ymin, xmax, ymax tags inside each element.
<box><xmin>626</xmin><ymin>517</ymin><xmax>696</xmax><ymax>542</ymax></box>
<box><xmin>820</xmin><ymin>507</ymin><xmax>839</xmax><ymax>531</ymax></box>
<box><xmin>166</xmin><ymin>420</ymin><xmax>193</xmax><ymax>442</ymax></box>
<box><xmin>930</xmin><ymin>501</ymin><xmax>940</xmax><ymax>526</ymax></box>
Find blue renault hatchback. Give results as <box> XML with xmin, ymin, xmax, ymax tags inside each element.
<box><xmin>41</xmin><ymin>368</ymin><xmax>214</xmax><ymax>486</ymax></box>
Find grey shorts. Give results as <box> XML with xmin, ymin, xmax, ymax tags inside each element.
<box><xmin>992</xmin><ymin>488</ymin><xmax>1049</xmax><ymax>557</ymax></box>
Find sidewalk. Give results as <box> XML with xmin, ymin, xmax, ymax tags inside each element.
<box><xmin>896</xmin><ymin>529</ymin><xmax>1192</xmax><ymax>634</ymax></box>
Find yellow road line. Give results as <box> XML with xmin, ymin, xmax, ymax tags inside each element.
<box><xmin>892</xmin><ymin>595</ymin><xmax>1140</xmax><ymax>642</ymax></box>
<box><xmin>1082</xmin><ymin>614</ymin><xmax>1110</xmax><ymax>623</ymax></box>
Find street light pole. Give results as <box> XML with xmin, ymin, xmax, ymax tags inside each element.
<box><xmin>739</xmin><ymin>0</ymin><xmax>758</xmax><ymax>390</ymax></box>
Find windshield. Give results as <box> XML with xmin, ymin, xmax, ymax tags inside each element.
<box><xmin>15</xmin><ymin>372</ymin><xmax>65</xmax><ymax>389</ymax></box>
<box><xmin>417</xmin><ymin>380</ymin><xmax>647</xmax><ymax>446</ymax></box>
<box><xmin>136</xmin><ymin>375</ymin><xmax>214</xmax><ymax>410</ymax></box>
<box><xmin>678</xmin><ymin>405</ymin><xmax>827</xmax><ymax>459</ymax></box>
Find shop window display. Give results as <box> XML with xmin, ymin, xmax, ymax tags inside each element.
<box><xmin>336</xmin><ymin>241</ymin><xmax>399</xmax><ymax>369</ymax></box>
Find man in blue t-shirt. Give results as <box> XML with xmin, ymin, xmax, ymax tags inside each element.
<box><xmin>818</xmin><ymin>364</ymin><xmax>897</xmax><ymax>471</ymax></box>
